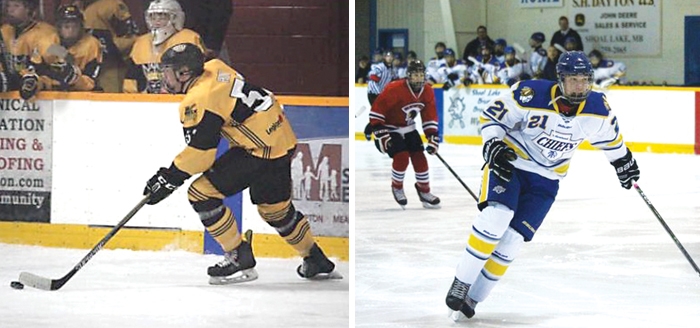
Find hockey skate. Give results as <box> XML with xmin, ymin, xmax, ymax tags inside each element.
<box><xmin>446</xmin><ymin>277</ymin><xmax>477</xmax><ymax>321</ymax></box>
<box><xmin>208</xmin><ymin>229</ymin><xmax>258</xmax><ymax>285</ymax></box>
<box><xmin>392</xmin><ymin>187</ymin><xmax>407</xmax><ymax>209</ymax></box>
<box><xmin>414</xmin><ymin>183</ymin><xmax>441</xmax><ymax>209</ymax></box>
<box><xmin>296</xmin><ymin>243</ymin><xmax>343</xmax><ymax>280</ymax></box>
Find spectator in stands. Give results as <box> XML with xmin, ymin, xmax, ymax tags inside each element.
<box><xmin>72</xmin><ymin>0</ymin><xmax>139</xmax><ymax>93</ymax></box>
<box><xmin>356</xmin><ymin>55</ymin><xmax>370</xmax><ymax>83</ymax></box>
<box><xmin>406</xmin><ymin>50</ymin><xmax>417</xmax><ymax>65</ymax></box>
<box><xmin>32</xmin><ymin>4</ymin><xmax>103</xmax><ymax>93</ymax></box>
<box><xmin>1</xmin><ymin>0</ymin><xmax>60</xmax><ymax>99</ymax></box>
<box><xmin>541</xmin><ymin>45</ymin><xmax>560</xmax><ymax>81</ymax></box>
<box><xmin>176</xmin><ymin>0</ymin><xmax>233</xmax><ymax>62</ymax></box>
<box><xmin>550</xmin><ymin>16</ymin><xmax>583</xmax><ymax>51</ymax></box>
<box><xmin>123</xmin><ymin>0</ymin><xmax>204</xmax><ymax>93</ymax></box>
<box><xmin>462</xmin><ymin>26</ymin><xmax>495</xmax><ymax>66</ymax></box>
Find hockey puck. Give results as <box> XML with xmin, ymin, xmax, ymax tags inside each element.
<box><xmin>10</xmin><ymin>281</ymin><xmax>24</xmax><ymax>290</ymax></box>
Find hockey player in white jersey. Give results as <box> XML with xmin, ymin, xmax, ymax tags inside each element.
<box><xmin>466</xmin><ymin>44</ymin><xmax>501</xmax><ymax>84</ymax></box>
<box><xmin>445</xmin><ymin>51</ymin><xmax>641</xmax><ymax>320</ymax></box>
<box><xmin>495</xmin><ymin>46</ymin><xmax>524</xmax><ymax>86</ymax></box>
<box><xmin>427</xmin><ymin>42</ymin><xmax>447</xmax><ymax>84</ymax></box>
<box><xmin>588</xmin><ymin>49</ymin><xmax>627</xmax><ymax>88</ymax></box>
<box><xmin>436</xmin><ymin>48</ymin><xmax>467</xmax><ymax>90</ymax></box>
<box><xmin>528</xmin><ymin>32</ymin><xmax>548</xmax><ymax>79</ymax></box>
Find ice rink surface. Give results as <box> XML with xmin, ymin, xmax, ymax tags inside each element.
<box><xmin>355</xmin><ymin>141</ymin><xmax>700</xmax><ymax>328</ymax></box>
<box><xmin>0</xmin><ymin>244</ymin><xmax>348</xmax><ymax>327</ymax></box>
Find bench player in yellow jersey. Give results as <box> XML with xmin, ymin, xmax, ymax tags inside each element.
<box><xmin>142</xmin><ymin>43</ymin><xmax>341</xmax><ymax>284</ymax></box>
<box><xmin>123</xmin><ymin>0</ymin><xmax>203</xmax><ymax>93</ymax></box>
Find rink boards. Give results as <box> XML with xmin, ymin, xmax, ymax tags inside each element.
<box><xmin>0</xmin><ymin>92</ymin><xmax>349</xmax><ymax>260</ymax></box>
<box><xmin>354</xmin><ymin>84</ymin><xmax>700</xmax><ymax>154</ymax></box>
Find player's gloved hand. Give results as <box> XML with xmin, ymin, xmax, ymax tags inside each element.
<box><xmin>372</xmin><ymin>126</ymin><xmax>393</xmax><ymax>154</ymax></box>
<box><xmin>50</xmin><ymin>62</ymin><xmax>81</xmax><ymax>86</ymax></box>
<box><xmin>19</xmin><ymin>69</ymin><xmax>39</xmax><ymax>100</ymax></box>
<box><xmin>425</xmin><ymin>134</ymin><xmax>439</xmax><ymax>155</ymax></box>
<box><xmin>442</xmin><ymin>79</ymin><xmax>454</xmax><ymax>90</ymax></box>
<box><xmin>611</xmin><ymin>148</ymin><xmax>639</xmax><ymax>189</ymax></box>
<box><xmin>143</xmin><ymin>166</ymin><xmax>190</xmax><ymax>205</ymax></box>
<box><xmin>364</xmin><ymin>122</ymin><xmax>373</xmax><ymax>141</ymax></box>
<box><xmin>447</xmin><ymin>73</ymin><xmax>459</xmax><ymax>81</ymax></box>
<box><xmin>482</xmin><ymin>138</ymin><xmax>517</xmax><ymax>182</ymax></box>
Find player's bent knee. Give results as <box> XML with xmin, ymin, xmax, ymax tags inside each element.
<box><xmin>493</xmin><ymin>227</ymin><xmax>525</xmax><ymax>261</ymax></box>
<box><xmin>257</xmin><ymin>200</ymin><xmax>299</xmax><ymax>237</ymax></box>
<box><xmin>473</xmin><ymin>202</ymin><xmax>514</xmax><ymax>240</ymax></box>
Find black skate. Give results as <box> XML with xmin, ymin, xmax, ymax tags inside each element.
<box><xmin>296</xmin><ymin>243</ymin><xmax>343</xmax><ymax>280</ymax></box>
<box><xmin>415</xmin><ymin>183</ymin><xmax>441</xmax><ymax>209</ymax></box>
<box><xmin>392</xmin><ymin>187</ymin><xmax>407</xmax><ymax>209</ymax></box>
<box><xmin>446</xmin><ymin>277</ymin><xmax>478</xmax><ymax>321</ymax></box>
<box><xmin>208</xmin><ymin>229</ymin><xmax>258</xmax><ymax>285</ymax></box>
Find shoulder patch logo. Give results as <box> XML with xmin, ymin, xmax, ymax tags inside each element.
<box><xmin>184</xmin><ymin>104</ymin><xmax>197</xmax><ymax>122</ymax></box>
<box><xmin>519</xmin><ymin>87</ymin><xmax>534</xmax><ymax>103</ymax></box>
<box><xmin>217</xmin><ymin>70</ymin><xmax>231</xmax><ymax>83</ymax></box>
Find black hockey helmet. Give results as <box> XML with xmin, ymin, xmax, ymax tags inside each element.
<box><xmin>56</xmin><ymin>4</ymin><xmax>84</xmax><ymax>25</ymax></box>
<box><xmin>160</xmin><ymin>43</ymin><xmax>205</xmax><ymax>93</ymax></box>
<box><xmin>406</xmin><ymin>60</ymin><xmax>426</xmax><ymax>92</ymax></box>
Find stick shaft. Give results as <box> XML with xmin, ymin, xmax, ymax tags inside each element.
<box><xmin>435</xmin><ymin>153</ymin><xmax>478</xmax><ymax>201</ymax></box>
<box><xmin>633</xmin><ymin>183</ymin><xmax>700</xmax><ymax>276</ymax></box>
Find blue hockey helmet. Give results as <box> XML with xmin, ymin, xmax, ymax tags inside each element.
<box><xmin>504</xmin><ymin>46</ymin><xmax>515</xmax><ymax>55</ymax></box>
<box><xmin>530</xmin><ymin>32</ymin><xmax>545</xmax><ymax>43</ymax></box>
<box><xmin>443</xmin><ymin>48</ymin><xmax>456</xmax><ymax>57</ymax></box>
<box><xmin>495</xmin><ymin>38</ymin><xmax>507</xmax><ymax>46</ymax></box>
<box><xmin>556</xmin><ymin>51</ymin><xmax>594</xmax><ymax>104</ymax></box>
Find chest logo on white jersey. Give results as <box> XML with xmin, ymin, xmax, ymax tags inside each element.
<box><xmin>534</xmin><ymin>130</ymin><xmax>582</xmax><ymax>160</ymax></box>
<box><xmin>402</xmin><ymin>102</ymin><xmax>424</xmax><ymax>125</ymax></box>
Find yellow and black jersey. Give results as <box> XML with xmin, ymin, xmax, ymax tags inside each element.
<box><xmin>124</xmin><ymin>29</ymin><xmax>203</xmax><ymax>93</ymax></box>
<box><xmin>36</xmin><ymin>34</ymin><xmax>103</xmax><ymax>91</ymax></box>
<box><xmin>82</xmin><ymin>0</ymin><xmax>138</xmax><ymax>58</ymax></box>
<box><xmin>172</xmin><ymin>59</ymin><xmax>298</xmax><ymax>176</ymax></box>
<box><xmin>0</xmin><ymin>21</ymin><xmax>60</xmax><ymax>75</ymax></box>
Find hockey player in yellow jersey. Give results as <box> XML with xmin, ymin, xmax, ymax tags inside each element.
<box><xmin>32</xmin><ymin>5</ymin><xmax>103</xmax><ymax>92</ymax></box>
<box><xmin>0</xmin><ymin>0</ymin><xmax>59</xmax><ymax>98</ymax></box>
<box><xmin>72</xmin><ymin>0</ymin><xmax>139</xmax><ymax>92</ymax></box>
<box><xmin>123</xmin><ymin>0</ymin><xmax>204</xmax><ymax>93</ymax></box>
<box><xmin>142</xmin><ymin>43</ymin><xmax>341</xmax><ymax>284</ymax></box>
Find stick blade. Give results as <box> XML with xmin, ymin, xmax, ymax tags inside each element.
<box><xmin>19</xmin><ymin>272</ymin><xmax>54</xmax><ymax>291</ymax></box>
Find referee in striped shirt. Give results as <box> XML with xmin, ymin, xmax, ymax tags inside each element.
<box><xmin>367</xmin><ymin>51</ymin><xmax>396</xmax><ymax>105</ymax></box>
<box><xmin>365</xmin><ymin>51</ymin><xmax>396</xmax><ymax>140</ymax></box>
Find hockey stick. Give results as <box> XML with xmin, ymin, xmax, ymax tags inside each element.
<box><xmin>633</xmin><ymin>183</ymin><xmax>700</xmax><ymax>276</ymax></box>
<box><xmin>18</xmin><ymin>195</ymin><xmax>151</xmax><ymax>290</ymax></box>
<box><xmin>435</xmin><ymin>153</ymin><xmax>478</xmax><ymax>202</ymax></box>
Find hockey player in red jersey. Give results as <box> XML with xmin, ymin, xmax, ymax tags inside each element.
<box><xmin>368</xmin><ymin>60</ymin><xmax>441</xmax><ymax>209</ymax></box>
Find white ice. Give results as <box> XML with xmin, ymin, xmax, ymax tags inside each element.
<box><xmin>0</xmin><ymin>244</ymin><xmax>348</xmax><ymax>327</ymax></box>
<box><xmin>355</xmin><ymin>141</ymin><xmax>700</xmax><ymax>327</ymax></box>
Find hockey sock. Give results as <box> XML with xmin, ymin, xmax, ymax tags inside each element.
<box><xmin>456</xmin><ymin>203</ymin><xmax>514</xmax><ymax>285</ymax></box>
<box><xmin>258</xmin><ymin>201</ymin><xmax>315</xmax><ymax>257</ymax></box>
<box><xmin>392</xmin><ymin>152</ymin><xmax>410</xmax><ymax>189</ymax></box>
<box><xmin>189</xmin><ymin>179</ymin><xmax>241</xmax><ymax>252</ymax></box>
<box><xmin>409</xmin><ymin>151</ymin><xmax>429</xmax><ymax>174</ymax></box>
<box><xmin>468</xmin><ymin>227</ymin><xmax>524</xmax><ymax>302</ymax></box>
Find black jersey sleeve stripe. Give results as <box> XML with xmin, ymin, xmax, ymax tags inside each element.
<box><xmin>230</xmin><ymin>99</ymin><xmax>255</xmax><ymax>123</ymax></box>
<box><xmin>185</xmin><ymin>110</ymin><xmax>225</xmax><ymax>150</ymax></box>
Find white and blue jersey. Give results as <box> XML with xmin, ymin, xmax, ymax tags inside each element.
<box><xmin>480</xmin><ymin>79</ymin><xmax>628</xmax><ymax>181</ymax></box>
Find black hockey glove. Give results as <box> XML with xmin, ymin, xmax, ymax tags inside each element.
<box><xmin>19</xmin><ymin>70</ymin><xmax>39</xmax><ymax>100</ymax></box>
<box><xmin>143</xmin><ymin>166</ymin><xmax>190</xmax><ymax>205</ymax></box>
<box><xmin>447</xmin><ymin>73</ymin><xmax>459</xmax><ymax>81</ymax></box>
<box><xmin>373</xmin><ymin>126</ymin><xmax>394</xmax><ymax>154</ymax></box>
<box><xmin>364</xmin><ymin>122</ymin><xmax>373</xmax><ymax>141</ymax></box>
<box><xmin>482</xmin><ymin>138</ymin><xmax>517</xmax><ymax>182</ymax></box>
<box><xmin>49</xmin><ymin>62</ymin><xmax>80</xmax><ymax>87</ymax></box>
<box><xmin>442</xmin><ymin>79</ymin><xmax>454</xmax><ymax>90</ymax></box>
<box><xmin>611</xmin><ymin>148</ymin><xmax>640</xmax><ymax>189</ymax></box>
<box><xmin>425</xmin><ymin>134</ymin><xmax>439</xmax><ymax>155</ymax></box>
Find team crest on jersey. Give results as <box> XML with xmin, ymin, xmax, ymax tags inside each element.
<box><xmin>217</xmin><ymin>70</ymin><xmax>231</xmax><ymax>83</ymax></box>
<box><xmin>534</xmin><ymin>130</ymin><xmax>582</xmax><ymax>160</ymax></box>
<box><xmin>519</xmin><ymin>87</ymin><xmax>534</xmax><ymax>103</ymax></box>
<box><xmin>402</xmin><ymin>103</ymin><xmax>424</xmax><ymax>125</ymax></box>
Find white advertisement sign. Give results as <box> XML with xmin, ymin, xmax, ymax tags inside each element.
<box><xmin>519</xmin><ymin>0</ymin><xmax>563</xmax><ymax>8</ymax></box>
<box><xmin>0</xmin><ymin>99</ymin><xmax>53</xmax><ymax>222</ymax></box>
<box><xmin>443</xmin><ymin>87</ymin><xmax>506</xmax><ymax>137</ymax></box>
<box><xmin>571</xmin><ymin>0</ymin><xmax>661</xmax><ymax>56</ymax></box>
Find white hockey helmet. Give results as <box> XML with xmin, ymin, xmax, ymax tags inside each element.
<box><xmin>145</xmin><ymin>0</ymin><xmax>185</xmax><ymax>46</ymax></box>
